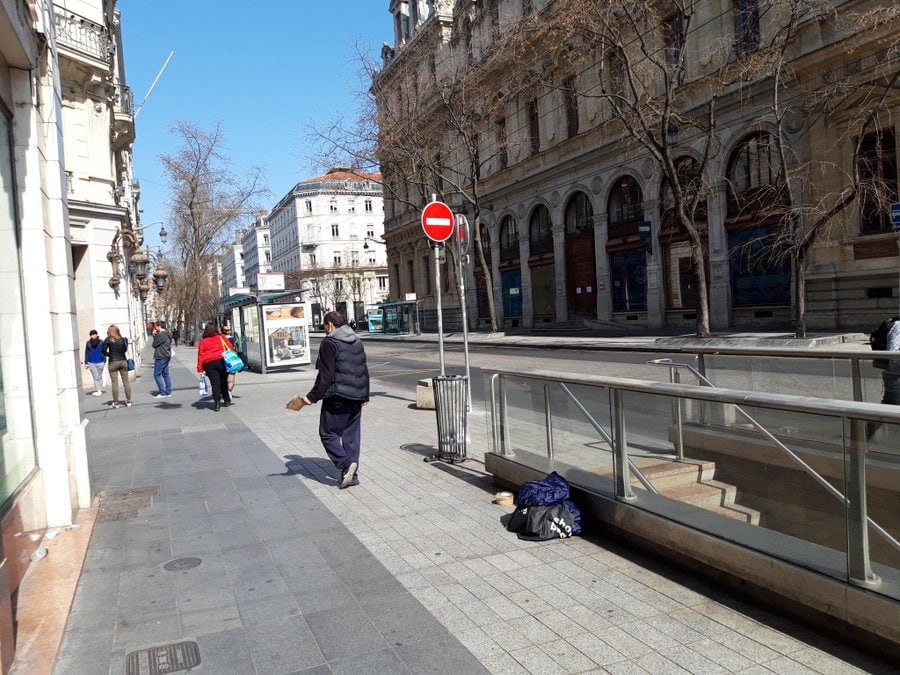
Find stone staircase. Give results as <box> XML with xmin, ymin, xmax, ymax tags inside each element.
<box><xmin>529</xmin><ymin>320</ymin><xmax>590</xmax><ymax>334</ymax></box>
<box><xmin>630</xmin><ymin>457</ymin><xmax>760</xmax><ymax>524</ymax></box>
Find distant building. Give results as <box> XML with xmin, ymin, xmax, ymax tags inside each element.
<box><xmin>220</xmin><ymin>234</ymin><xmax>245</xmax><ymax>295</ymax></box>
<box><xmin>242</xmin><ymin>214</ymin><xmax>272</xmax><ymax>290</ymax></box>
<box><xmin>269</xmin><ymin>168</ymin><xmax>388</xmax><ymax>324</ymax></box>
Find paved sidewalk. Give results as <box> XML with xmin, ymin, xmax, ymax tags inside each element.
<box><xmin>55</xmin><ymin>346</ymin><xmax>892</xmax><ymax>674</ymax></box>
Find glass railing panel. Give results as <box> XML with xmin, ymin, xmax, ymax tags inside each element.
<box><xmin>702</xmin><ymin>354</ymin><xmax>857</xmax><ymax>400</ymax></box>
<box><xmin>847</xmin><ymin>417</ymin><xmax>900</xmax><ymax>601</ymax></box>
<box><xmin>621</xmin><ymin>391</ymin><xmax>849</xmax><ymax>582</ymax></box>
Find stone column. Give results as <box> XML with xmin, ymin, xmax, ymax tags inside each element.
<box><xmin>707</xmin><ymin>182</ymin><xmax>731</xmax><ymax>330</ymax></box>
<box><xmin>490</xmin><ymin>237</ymin><xmax>503</xmax><ymax>328</ymax></box>
<box><xmin>593</xmin><ymin>213</ymin><xmax>611</xmax><ymax>321</ymax></box>
<box><xmin>645</xmin><ymin>201</ymin><xmax>665</xmax><ymax>328</ymax></box>
<box><xmin>552</xmin><ymin>225</ymin><xmax>567</xmax><ymax>322</ymax></box>
<box><xmin>519</xmin><ymin>231</ymin><xmax>533</xmax><ymax>328</ymax></box>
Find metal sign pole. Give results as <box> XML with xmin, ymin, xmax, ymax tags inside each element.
<box><xmin>435</xmin><ymin>242</ymin><xmax>445</xmax><ymax>376</ymax></box>
<box><xmin>456</xmin><ymin>214</ymin><xmax>472</xmax><ymax>411</ymax></box>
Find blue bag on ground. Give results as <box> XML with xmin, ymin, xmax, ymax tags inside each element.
<box><xmin>507</xmin><ymin>472</ymin><xmax>582</xmax><ymax>540</ymax></box>
<box><xmin>515</xmin><ymin>471</ymin><xmax>570</xmax><ymax>507</ymax></box>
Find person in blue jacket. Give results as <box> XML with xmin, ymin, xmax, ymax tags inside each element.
<box><xmin>83</xmin><ymin>329</ymin><xmax>106</xmax><ymax>396</ymax></box>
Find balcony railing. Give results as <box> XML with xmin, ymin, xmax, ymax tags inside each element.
<box><xmin>54</xmin><ymin>11</ymin><xmax>111</xmax><ymax>62</ymax></box>
<box><xmin>114</xmin><ymin>84</ymin><xmax>133</xmax><ymax>116</ymax></box>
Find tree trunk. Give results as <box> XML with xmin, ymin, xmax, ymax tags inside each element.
<box><xmin>793</xmin><ymin>253</ymin><xmax>807</xmax><ymax>338</ymax></box>
<box><xmin>691</xmin><ymin>240</ymin><xmax>710</xmax><ymax>338</ymax></box>
<box><xmin>474</xmin><ymin>221</ymin><xmax>498</xmax><ymax>332</ymax></box>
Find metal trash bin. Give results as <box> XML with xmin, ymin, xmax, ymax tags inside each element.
<box><xmin>432</xmin><ymin>375</ymin><xmax>468</xmax><ymax>462</ymax></box>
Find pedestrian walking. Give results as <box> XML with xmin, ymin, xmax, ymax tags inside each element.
<box><xmin>293</xmin><ymin>311</ymin><xmax>369</xmax><ymax>489</ymax></box>
<box><xmin>196</xmin><ymin>323</ymin><xmax>233</xmax><ymax>411</ymax></box>
<box><xmin>101</xmin><ymin>324</ymin><xmax>131</xmax><ymax>408</ymax></box>
<box><xmin>151</xmin><ymin>321</ymin><xmax>173</xmax><ymax>398</ymax></box>
<box><xmin>172</xmin><ymin>327</ymin><xmax>180</xmax><ymax>347</ymax></box>
<box><xmin>83</xmin><ymin>329</ymin><xmax>106</xmax><ymax>396</ymax></box>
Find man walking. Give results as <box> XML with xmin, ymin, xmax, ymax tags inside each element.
<box><xmin>296</xmin><ymin>311</ymin><xmax>369</xmax><ymax>489</ymax></box>
<box><xmin>151</xmin><ymin>321</ymin><xmax>173</xmax><ymax>398</ymax></box>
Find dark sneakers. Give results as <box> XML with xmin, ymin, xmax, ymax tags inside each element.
<box><xmin>340</xmin><ymin>462</ymin><xmax>358</xmax><ymax>489</ymax></box>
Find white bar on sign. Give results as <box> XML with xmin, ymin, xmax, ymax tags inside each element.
<box><xmin>425</xmin><ymin>217</ymin><xmax>452</xmax><ymax>226</ymax></box>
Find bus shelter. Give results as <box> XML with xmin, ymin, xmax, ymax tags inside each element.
<box><xmin>219</xmin><ymin>291</ymin><xmax>312</xmax><ymax>374</ymax></box>
<box><xmin>375</xmin><ymin>300</ymin><xmax>419</xmax><ymax>335</ymax></box>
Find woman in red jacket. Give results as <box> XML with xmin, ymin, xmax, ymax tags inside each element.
<box><xmin>196</xmin><ymin>323</ymin><xmax>234</xmax><ymax>411</ymax></box>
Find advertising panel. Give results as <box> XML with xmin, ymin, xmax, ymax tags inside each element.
<box><xmin>240</xmin><ymin>306</ymin><xmax>264</xmax><ymax>371</ymax></box>
<box><xmin>258</xmin><ymin>273</ymin><xmax>285</xmax><ymax>291</ymax></box>
<box><xmin>261</xmin><ymin>303</ymin><xmax>311</xmax><ymax>367</ymax></box>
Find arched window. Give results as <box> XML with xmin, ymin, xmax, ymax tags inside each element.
<box><xmin>608</xmin><ymin>176</ymin><xmax>643</xmax><ymax>239</ymax></box>
<box><xmin>661</xmin><ymin>157</ymin><xmax>705</xmax><ymax>226</ymax></box>
<box><xmin>529</xmin><ymin>205</ymin><xmax>553</xmax><ymax>254</ymax></box>
<box><xmin>726</xmin><ymin>133</ymin><xmax>784</xmax><ymax>219</ymax></box>
<box><xmin>499</xmin><ymin>216</ymin><xmax>518</xmax><ymax>261</ymax></box>
<box><xmin>564</xmin><ymin>192</ymin><xmax>593</xmax><ymax>235</ymax></box>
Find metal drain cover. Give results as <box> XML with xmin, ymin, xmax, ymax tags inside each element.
<box><xmin>125</xmin><ymin>640</ymin><xmax>200</xmax><ymax>674</ymax></box>
<box><xmin>162</xmin><ymin>557</ymin><xmax>201</xmax><ymax>572</ymax></box>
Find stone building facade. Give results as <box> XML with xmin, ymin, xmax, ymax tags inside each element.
<box><xmin>377</xmin><ymin>0</ymin><xmax>899</xmax><ymax>332</ymax></box>
<box><xmin>268</xmin><ymin>169</ymin><xmax>389</xmax><ymax>323</ymax></box>
<box><xmin>241</xmin><ymin>214</ymin><xmax>272</xmax><ymax>290</ymax></box>
<box><xmin>0</xmin><ymin>0</ymin><xmax>147</xmax><ymax>665</ymax></box>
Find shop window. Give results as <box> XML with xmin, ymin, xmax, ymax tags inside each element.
<box><xmin>859</xmin><ymin>129</ymin><xmax>898</xmax><ymax>235</ymax></box>
<box><xmin>610</xmin><ymin>249</ymin><xmax>647</xmax><ymax>312</ymax></box>
<box><xmin>0</xmin><ymin>106</ymin><xmax>37</xmax><ymax>505</ymax></box>
<box><xmin>728</xmin><ymin>227</ymin><xmax>790</xmax><ymax>307</ymax></box>
<box><xmin>564</xmin><ymin>191</ymin><xmax>593</xmax><ymax>235</ymax></box>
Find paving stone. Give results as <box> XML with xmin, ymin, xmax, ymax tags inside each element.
<box><xmin>196</xmin><ymin>627</ymin><xmax>257</xmax><ymax>674</ymax></box>
<box><xmin>245</xmin><ymin>616</ymin><xmax>325</xmax><ymax>673</ymax></box>
<box><xmin>303</xmin><ymin>604</ymin><xmax>387</xmax><ymax>661</ymax></box>
<box><xmin>54</xmin><ymin>349</ymin><xmax>893</xmax><ymax>675</ymax></box>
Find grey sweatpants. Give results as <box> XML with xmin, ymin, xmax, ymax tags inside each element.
<box><xmin>87</xmin><ymin>362</ymin><xmax>105</xmax><ymax>391</ymax></box>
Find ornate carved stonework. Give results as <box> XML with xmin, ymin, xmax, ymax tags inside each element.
<box><xmin>550</xmin><ymin>191</ymin><xmax>560</xmax><ymax>207</ymax></box>
<box><xmin>591</xmin><ymin>176</ymin><xmax>603</xmax><ymax>194</ymax></box>
<box><xmin>641</xmin><ymin>158</ymin><xmax>653</xmax><ymax>179</ymax></box>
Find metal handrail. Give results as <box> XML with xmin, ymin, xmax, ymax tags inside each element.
<box><xmin>645</xmin><ymin>359</ymin><xmax>900</xmax><ymax>557</ymax></box>
<box><xmin>488</xmin><ymin>367</ymin><xmax>900</xmax><ymax>423</ymax></box>
<box><xmin>557</xmin><ymin>383</ymin><xmax>658</xmax><ymax>494</ymax></box>
<box><xmin>488</xmin><ymin>366</ymin><xmax>900</xmax><ymax>587</ymax></box>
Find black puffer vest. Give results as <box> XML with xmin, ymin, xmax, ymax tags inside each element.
<box><xmin>320</xmin><ymin>326</ymin><xmax>369</xmax><ymax>401</ymax></box>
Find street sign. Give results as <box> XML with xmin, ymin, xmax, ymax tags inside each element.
<box><xmin>890</xmin><ymin>203</ymin><xmax>900</xmax><ymax>229</ymax></box>
<box><xmin>421</xmin><ymin>201</ymin><xmax>454</xmax><ymax>242</ymax></box>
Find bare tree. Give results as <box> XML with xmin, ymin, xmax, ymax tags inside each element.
<box><xmin>521</xmin><ymin>0</ymin><xmax>725</xmax><ymax>336</ymax></box>
<box><xmin>756</xmin><ymin>0</ymin><xmax>900</xmax><ymax>336</ymax></box>
<box><xmin>161</xmin><ymin>121</ymin><xmax>266</xmax><ymax>338</ymax></box>
<box><xmin>310</xmin><ymin>30</ymin><xmax>527</xmax><ymax>332</ymax></box>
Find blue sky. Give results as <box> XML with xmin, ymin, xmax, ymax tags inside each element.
<box><xmin>120</xmin><ymin>1</ymin><xmax>390</xmax><ymax>248</ymax></box>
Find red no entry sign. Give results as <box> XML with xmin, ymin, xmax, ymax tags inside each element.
<box><xmin>421</xmin><ymin>201</ymin><xmax>454</xmax><ymax>243</ymax></box>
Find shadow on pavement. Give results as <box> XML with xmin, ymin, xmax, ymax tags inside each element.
<box><xmin>273</xmin><ymin>454</ymin><xmax>338</xmax><ymax>486</ymax></box>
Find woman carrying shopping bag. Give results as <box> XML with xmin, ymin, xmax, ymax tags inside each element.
<box><xmin>101</xmin><ymin>324</ymin><xmax>132</xmax><ymax>408</ymax></box>
<box><xmin>196</xmin><ymin>323</ymin><xmax>234</xmax><ymax>411</ymax></box>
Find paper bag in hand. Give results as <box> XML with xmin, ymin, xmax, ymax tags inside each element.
<box><xmin>285</xmin><ymin>395</ymin><xmax>307</xmax><ymax>411</ymax></box>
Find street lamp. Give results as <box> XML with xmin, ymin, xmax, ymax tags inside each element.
<box><xmin>363</xmin><ymin>236</ymin><xmax>387</xmax><ymax>250</ymax></box>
